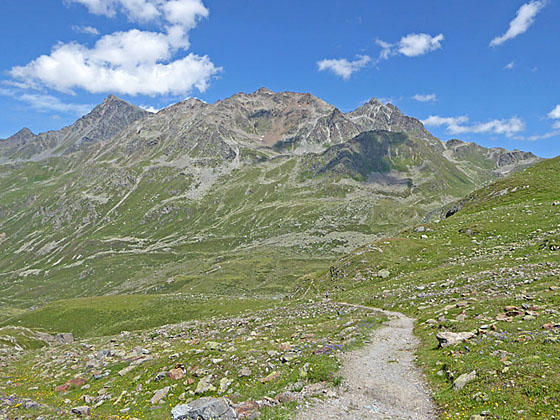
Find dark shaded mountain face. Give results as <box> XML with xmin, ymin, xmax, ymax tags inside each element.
<box><xmin>308</xmin><ymin>131</ymin><xmax>409</xmax><ymax>179</ymax></box>
<box><xmin>0</xmin><ymin>95</ymin><xmax>150</xmax><ymax>162</ymax></box>
<box><xmin>0</xmin><ymin>88</ymin><xmax>541</xmax><ymax>307</ymax></box>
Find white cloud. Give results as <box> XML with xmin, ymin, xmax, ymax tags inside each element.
<box><xmin>377</xmin><ymin>33</ymin><xmax>444</xmax><ymax>60</ymax></box>
<box><xmin>0</xmin><ymin>88</ymin><xmax>91</xmax><ymax>115</ymax></box>
<box><xmin>67</xmin><ymin>0</ymin><xmax>209</xmax><ymax>24</ymax></box>
<box><xmin>140</xmin><ymin>105</ymin><xmax>160</xmax><ymax>113</ymax></box>
<box><xmin>68</xmin><ymin>0</ymin><xmax>156</xmax><ymax>21</ymax></box>
<box><xmin>423</xmin><ymin>115</ymin><xmax>525</xmax><ymax>138</ymax></box>
<box><xmin>509</xmin><ymin>105</ymin><xmax>560</xmax><ymax>141</ymax></box>
<box><xmin>548</xmin><ymin>105</ymin><xmax>560</xmax><ymax>119</ymax></box>
<box><xmin>375</xmin><ymin>39</ymin><xmax>393</xmax><ymax>60</ymax></box>
<box><xmin>413</xmin><ymin>93</ymin><xmax>437</xmax><ymax>102</ymax></box>
<box><xmin>9</xmin><ymin>0</ymin><xmax>220</xmax><ymax>97</ymax></box>
<box><xmin>516</xmin><ymin>131</ymin><xmax>559</xmax><ymax>141</ymax></box>
<box><xmin>504</xmin><ymin>61</ymin><xmax>515</xmax><ymax>70</ymax></box>
<box><xmin>490</xmin><ymin>1</ymin><xmax>547</xmax><ymax>47</ymax></box>
<box><xmin>163</xmin><ymin>0</ymin><xmax>208</xmax><ymax>26</ymax></box>
<box><xmin>20</xmin><ymin>93</ymin><xmax>92</xmax><ymax>115</ymax></box>
<box><xmin>71</xmin><ymin>25</ymin><xmax>100</xmax><ymax>35</ymax></box>
<box><xmin>66</xmin><ymin>0</ymin><xmax>116</xmax><ymax>17</ymax></box>
<box><xmin>398</xmin><ymin>33</ymin><xmax>444</xmax><ymax>57</ymax></box>
<box><xmin>317</xmin><ymin>55</ymin><xmax>371</xmax><ymax>80</ymax></box>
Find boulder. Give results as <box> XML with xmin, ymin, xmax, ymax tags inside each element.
<box><xmin>234</xmin><ymin>400</ymin><xmax>259</xmax><ymax>419</ymax></box>
<box><xmin>151</xmin><ymin>386</ymin><xmax>170</xmax><ymax>405</ymax></box>
<box><xmin>71</xmin><ymin>406</ymin><xmax>91</xmax><ymax>417</ymax></box>
<box><xmin>169</xmin><ymin>368</ymin><xmax>185</xmax><ymax>380</ymax></box>
<box><xmin>54</xmin><ymin>333</ymin><xmax>74</xmax><ymax>345</ymax></box>
<box><xmin>172</xmin><ymin>397</ymin><xmax>237</xmax><ymax>420</ymax></box>
<box><xmin>436</xmin><ymin>331</ymin><xmax>475</xmax><ymax>348</ymax></box>
<box><xmin>454</xmin><ymin>371</ymin><xmax>477</xmax><ymax>391</ymax></box>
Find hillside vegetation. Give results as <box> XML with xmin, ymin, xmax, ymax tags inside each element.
<box><xmin>0</xmin><ymin>89</ymin><xmax>549</xmax><ymax>420</ymax></box>
<box><xmin>306</xmin><ymin>157</ymin><xmax>560</xmax><ymax>419</ymax></box>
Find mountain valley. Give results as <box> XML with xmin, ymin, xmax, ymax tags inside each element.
<box><xmin>0</xmin><ymin>89</ymin><xmax>555</xmax><ymax>420</ymax></box>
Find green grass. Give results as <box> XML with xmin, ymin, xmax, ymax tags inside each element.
<box><xmin>1</xmin><ymin>294</ymin><xmax>274</xmax><ymax>338</ymax></box>
<box><xmin>302</xmin><ymin>156</ymin><xmax>560</xmax><ymax>419</ymax></box>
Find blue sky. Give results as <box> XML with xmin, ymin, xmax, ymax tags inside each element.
<box><xmin>0</xmin><ymin>0</ymin><xmax>559</xmax><ymax>157</ymax></box>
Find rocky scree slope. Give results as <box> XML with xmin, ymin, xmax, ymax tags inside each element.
<box><xmin>0</xmin><ymin>89</ymin><xmax>540</xmax><ymax>310</ymax></box>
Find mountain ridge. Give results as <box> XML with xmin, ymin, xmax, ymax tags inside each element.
<box><xmin>0</xmin><ymin>88</ymin><xmax>541</xmax><ymax>309</ymax></box>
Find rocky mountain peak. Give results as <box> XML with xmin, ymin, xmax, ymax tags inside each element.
<box><xmin>5</xmin><ymin>127</ymin><xmax>36</xmax><ymax>142</ymax></box>
<box><xmin>254</xmin><ymin>87</ymin><xmax>275</xmax><ymax>95</ymax></box>
<box><xmin>0</xmin><ymin>128</ymin><xmax>37</xmax><ymax>150</ymax></box>
<box><xmin>15</xmin><ymin>127</ymin><xmax>35</xmax><ymax>137</ymax></box>
<box><xmin>348</xmin><ymin>98</ymin><xmax>434</xmax><ymax>142</ymax></box>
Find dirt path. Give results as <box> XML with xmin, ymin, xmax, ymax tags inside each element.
<box><xmin>296</xmin><ymin>304</ymin><xmax>438</xmax><ymax>420</ymax></box>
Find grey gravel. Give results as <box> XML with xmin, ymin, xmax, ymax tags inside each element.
<box><xmin>297</xmin><ymin>305</ymin><xmax>437</xmax><ymax>420</ymax></box>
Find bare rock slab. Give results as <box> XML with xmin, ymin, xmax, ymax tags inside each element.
<box><xmin>436</xmin><ymin>331</ymin><xmax>475</xmax><ymax>348</ymax></box>
<box><xmin>172</xmin><ymin>397</ymin><xmax>238</xmax><ymax>420</ymax></box>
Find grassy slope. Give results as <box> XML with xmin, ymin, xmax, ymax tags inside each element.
<box><xmin>304</xmin><ymin>156</ymin><xmax>560</xmax><ymax>419</ymax></box>
<box><xmin>1</xmin><ymin>295</ymin><xmax>274</xmax><ymax>338</ymax></box>
<box><xmin>0</xmin><ymin>131</ymin><xmax>495</xmax><ymax>312</ymax></box>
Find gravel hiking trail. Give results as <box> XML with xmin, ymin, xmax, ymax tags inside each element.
<box><xmin>296</xmin><ymin>303</ymin><xmax>438</xmax><ymax>420</ymax></box>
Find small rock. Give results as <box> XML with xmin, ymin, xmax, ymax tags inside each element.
<box><xmin>206</xmin><ymin>342</ymin><xmax>220</xmax><ymax>351</ymax></box>
<box><xmin>238</xmin><ymin>368</ymin><xmax>251</xmax><ymax>378</ymax></box>
<box><xmin>234</xmin><ymin>400</ymin><xmax>259</xmax><ymax>419</ymax></box>
<box><xmin>155</xmin><ymin>371</ymin><xmax>168</xmax><ymax>381</ymax></box>
<box><xmin>218</xmin><ymin>378</ymin><xmax>231</xmax><ymax>394</ymax></box>
<box><xmin>55</xmin><ymin>333</ymin><xmax>74</xmax><ymax>345</ymax></box>
<box><xmin>378</xmin><ymin>269</ymin><xmax>390</xmax><ymax>279</ymax></box>
<box><xmin>151</xmin><ymin>386</ymin><xmax>170</xmax><ymax>405</ymax></box>
<box><xmin>281</xmin><ymin>353</ymin><xmax>298</xmax><ymax>363</ymax></box>
<box><xmin>55</xmin><ymin>377</ymin><xmax>88</xmax><ymax>393</ymax></box>
<box><xmin>276</xmin><ymin>391</ymin><xmax>299</xmax><ymax>403</ymax></box>
<box><xmin>260</xmin><ymin>371</ymin><xmax>281</xmax><ymax>384</ymax></box>
<box><xmin>71</xmin><ymin>406</ymin><xmax>91</xmax><ymax>417</ymax></box>
<box><xmin>454</xmin><ymin>371</ymin><xmax>477</xmax><ymax>391</ymax></box>
<box><xmin>169</xmin><ymin>368</ymin><xmax>185</xmax><ymax>380</ymax></box>
<box><xmin>195</xmin><ymin>376</ymin><xmax>216</xmax><ymax>394</ymax></box>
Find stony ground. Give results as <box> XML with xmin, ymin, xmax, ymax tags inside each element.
<box><xmin>0</xmin><ymin>301</ymin><xmax>384</xmax><ymax>419</ymax></box>
<box><xmin>297</xmin><ymin>305</ymin><xmax>437</xmax><ymax>420</ymax></box>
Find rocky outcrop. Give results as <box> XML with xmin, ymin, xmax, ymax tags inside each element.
<box><xmin>436</xmin><ymin>331</ymin><xmax>475</xmax><ymax>348</ymax></box>
<box><xmin>172</xmin><ymin>397</ymin><xmax>238</xmax><ymax>420</ymax></box>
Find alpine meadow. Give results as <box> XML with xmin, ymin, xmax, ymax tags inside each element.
<box><xmin>1</xmin><ymin>1</ymin><xmax>559</xmax><ymax>419</ymax></box>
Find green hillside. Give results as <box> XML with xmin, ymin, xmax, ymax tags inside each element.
<box><xmin>303</xmin><ymin>157</ymin><xmax>560</xmax><ymax>419</ymax></box>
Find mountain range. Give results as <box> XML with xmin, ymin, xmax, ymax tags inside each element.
<box><xmin>0</xmin><ymin>88</ymin><xmax>540</xmax><ymax>309</ymax></box>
